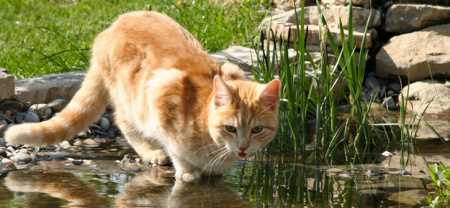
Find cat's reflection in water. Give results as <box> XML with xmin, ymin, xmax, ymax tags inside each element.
<box><xmin>4</xmin><ymin>170</ymin><xmax>109</xmax><ymax>208</ymax></box>
<box><xmin>116</xmin><ymin>166</ymin><xmax>249</xmax><ymax>208</ymax></box>
<box><xmin>5</xmin><ymin>167</ymin><xmax>248</xmax><ymax>208</ymax></box>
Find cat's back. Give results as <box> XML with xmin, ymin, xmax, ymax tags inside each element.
<box><xmin>94</xmin><ymin>10</ymin><xmax>216</xmax><ymax>86</ymax></box>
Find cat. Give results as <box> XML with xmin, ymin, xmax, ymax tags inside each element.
<box><xmin>5</xmin><ymin>11</ymin><xmax>281</xmax><ymax>182</ymax></box>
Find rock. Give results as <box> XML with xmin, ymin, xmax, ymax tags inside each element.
<box><xmin>376</xmin><ymin>24</ymin><xmax>450</xmax><ymax>81</ymax></box>
<box><xmin>385</xmin><ymin>4</ymin><xmax>450</xmax><ymax>33</ymax></box>
<box><xmin>414</xmin><ymin>119</ymin><xmax>450</xmax><ymax>140</ymax></box>
<box><xmin>389</xmin><ymin>1</ymin><xmax>450</xmax><ymax>6</ymax></box>
<box><xmin>58</xmin><ymin>141</ymin><xmax>72</xmax><ymax>149</ymax></box>
<box><xmin>400</xmin><ymin>80</ymin><xmax>450</xmax><ymax>115</ymax></box>
<box><xmin>0</xmin><ymin>69</ymin><xmax>15</xmax><ymax>100</ymax></box>
<box><xmin>211</xmin><ymin>45</ymin><xmax>297</xmax><ymax>72</ymax></box>
<box><xmin>11</xmin><ymin>151</ymin><xmax>33</xmax><ymax>165</ymax></box>
<box><xmin>365</xmin><ymin>76</ymin><xmax>381</xmax><ymax>91</ymax></box>
<box><xmin>83</xmin><ymin>138</ymin><xmax>100</xmax><ymax>147</ymax></box>
<box><xmin>47</xmin><ymin>98</ymin><xmax>68</xmax><ymax>112</ymax></box>
<box><xmin>388</xmin><ymin>82</ymin><xmax>402</xmax><ymax>92</ymax></box>
<box><xmin>15</xmin><ymin>111</ymin><xmax>40</xmax><ymax>123</ymax></box>
<box><xmin>268</xmin><ymin>22</ymin><xmax>377</xmax><ymax>49</ymax></box>
<box><xmin>29</xmin><ymin>104</ymin><xmax>52</xmax><ymax>120</ymax></box>
<box><xmin>0</xmin><ymin>120</ymin><xmax>8</xmax><ymax>137</ymax></box>
<box><xmin>99</xmin><ymin>117</ymin><xmax>111</xmax><ymax>130</ymax></box>
<box><xmin>365</xmin><ymin>76</ymin><xmax>386</xmax><ymax>99</ymax></box>
<box><xmin>321</xmin><ymin>0</ymin><xmax>372</xmax><ymax>6</ymax></box>
<box><xmin>0</xmin><ymin>158</ymin><xmax>15</xmax><ymax>173</ymax></box>
<box><xmin>15</xmin><ymin>71</ymin><xmax>84</xmax><ymax>104</ymax></box>
<box><xmin>260</xmin><ymin>6</ymin><xmax>381</xmax><ymax>32</ymax></box>
<box><xmin>382</xmin><ymin>96</ymin><xmax>397</xmax><ymax>111</ymax></box>
<box><xmin>0</xmin><ymin>137</ymin><xmax>6</xmax><ymax>147</ymax></box>
<box><xmin>387</xmin><ymin>189</ymin><xmax>427</xmax><ymax>206</ymax></box>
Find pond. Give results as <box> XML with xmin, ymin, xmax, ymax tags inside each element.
<box><xmin>0</xmin><ymin>141</ymin><xmax>446</xmax><ymax>208</ymax></box>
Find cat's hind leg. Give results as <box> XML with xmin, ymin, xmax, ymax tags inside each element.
<box><xmin>116</xmin><ymin>118</ymin><xmax>170</xmax><ymax>166</ymax></box>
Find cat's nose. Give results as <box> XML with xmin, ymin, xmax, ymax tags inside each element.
<box><xmin>239</xmin><ymin>147</ymin><xmax>247</xmax><ymax>152</ymax></box>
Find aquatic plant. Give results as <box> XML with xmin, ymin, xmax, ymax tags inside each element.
<box><xmin>424</xmin><ymin>163</ymin><xmax>450</xmax><ymax>207</ymax></box>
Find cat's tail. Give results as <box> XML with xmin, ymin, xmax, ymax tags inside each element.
<box><xmin>5</xmin><ymin>59</ymin><xmax>109</xmax><ymax>146</ymax></box>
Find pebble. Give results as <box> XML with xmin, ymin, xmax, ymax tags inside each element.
<box><xmin>15</xmin><ymin>111</ymin><xmax>40</xmax><ymax>123</ymax></box>
<box><xmin>382</xmin><ymin>96</ymin><xmax>397</xmax><ymax>111</ymax></box>
<box><xmin>11</xmin><ymin>151</ymin><xmax>33</xmax><ymax>164</ymax></box>
<box><xmin>0</xmin><ymin>158</ymin><xmax>15</xmax><ymax>172</ymax></box>
<box><xmin>47</xmin><ymin>98</ymin><xmax>68</xmax><ymax>112</ymax></box>
<box><xmin>99</xmin><ymin>117</ymin><xmax>111</xmax><ymax>130</ymax></box>
<box><xmin>59</xmin><ymin>141</ymin><xmax>72</xmax><ymax>149</ymax></box>
<box><xmin>83</xmin><ymin>138</ymin><xmax>100</xmax><ymax>147</ymax></box>
<box><xmin>0</xmin><ymin>137</ymin><xmax>6</xmax><ymax>147</ymax></box>
<box><xmin>68</xmin><ymin>158</ymin><xmax>84</xmax><ymax>165</ymax></box>
<box><xmin>29</xmin><ymin>103</ymin><xmax>53</xmax><ymax>120</ymax></box>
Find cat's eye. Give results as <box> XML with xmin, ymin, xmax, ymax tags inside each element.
<box><xmin>251</xmin><ymin>126</ymin><xmax>264</xmax><ymax>134</ymax></box>
<box><xmin>224</xmin><ymin>125</ymin><xmax>237</xmax><ymax>133</ymax></box>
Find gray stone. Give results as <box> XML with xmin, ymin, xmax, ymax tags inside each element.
<box><xmin>47</xmin><ymin>98</ymin><xmax>68</xmax><ymax>112</ymax></box>
<box><xmin>99</xmin><ymin>117</ymin><xmax>111</xmax><ymax>130</ymax></box>
<box><xmin>376</xmin><ymin>24</ymin><xmax>450</xmax><ymax>81</ymax></box>
<box><xmin>385</xmin><ymin>4</ymin><xmax>450</xmax><ymax>33</ymax></box>
<box><xmin>15</xmin><ymin>71</ymin><xmax>84</xmax><ymax>104</ymax></box>
<box><xmin>29</xmin><ymin>104</ymin><xmax>52</xmax><ymax>120</ymax></box>
<box><xmin>15</xmin><ymin>111</ymin><xmax>40</xmax><ymax>123</ymax></box>
<box><xmin>0</xmin><ymin>137</ymin><xmax>6</xmax><ymax>147</ymax></box>
<box><xmin>0</xmin><ymin>69</ymin><xmax>15</xmax><ymax>100</ymax></box>
<box><xmin>365</xmin><ymin>76</ymin><xmax>380</xmax><ymax>91</ymax></box>
<box><xmin>11</xmin><ymin>152</ymin><xmax>33</xmax><ymax>164</ymax></box>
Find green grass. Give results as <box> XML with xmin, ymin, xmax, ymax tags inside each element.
<box><xmin>0</xmin><ymin>0</ymin><xmax>268</xmax><ymax>78</ymax></box>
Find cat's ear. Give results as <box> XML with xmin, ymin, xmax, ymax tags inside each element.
<box><xmin>259</xmin><ymin>79</ymin><xmax>281</xmax><ymax>110</ymax></box>
<box><xmin>213</xmin><ymin>75</ymin><xmax>232</xmax><ymax>106</ymax></box>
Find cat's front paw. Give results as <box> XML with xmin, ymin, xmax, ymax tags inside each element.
<box><xmin>175</xmin><ymin>171</ymin><xmax>201</xmax><ymax>183</ymax></box>
<box><xmin>142</xmin><ymin>149</ymin><xmax>171</xmax><ymax>166</ymax></box>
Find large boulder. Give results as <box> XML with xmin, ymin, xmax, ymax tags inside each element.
<box><xmin>0</xmin><ymin>69</ymin><xmax>15</xmax><ymax>100</ymax></box>
<box><xmin>376</xmin><ymin>24</ymin><xmax>450</xmax><ymax>81</ymax></box>
<box><xmin>15</xmin><ymin>72</ymin><xmax>85</xmax><ymax>104</ymax></box>
<box><xmin>385</xmin><ymin>4</ymin><xmax>450</xmax><ymax>33</ymax></box>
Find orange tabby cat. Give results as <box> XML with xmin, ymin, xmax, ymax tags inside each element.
<box><xmin>5</xmin><ymin>11</ymin><xmax>280</xmax><ymax>182</ymax></box>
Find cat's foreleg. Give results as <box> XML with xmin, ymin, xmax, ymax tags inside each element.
<box><xmin>115</xmin><ymin>117</ymin><xmax>170</xmax><ymax>166</ymax></box>
<box><xmin>170</xmin><ymin>155</ymin><xmax>201</xmax><ymax>183</ymax></box>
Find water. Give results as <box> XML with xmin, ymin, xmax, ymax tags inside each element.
<box><xmin>0</xmin><ymin>153</ymin><xmax>441</xmax><ymax>208</ymax></box>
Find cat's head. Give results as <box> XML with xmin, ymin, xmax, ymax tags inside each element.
<box><xmin>208</xmin><ymin>76</ymin><xmax>281</xmax><ymax>158</ymax></box>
